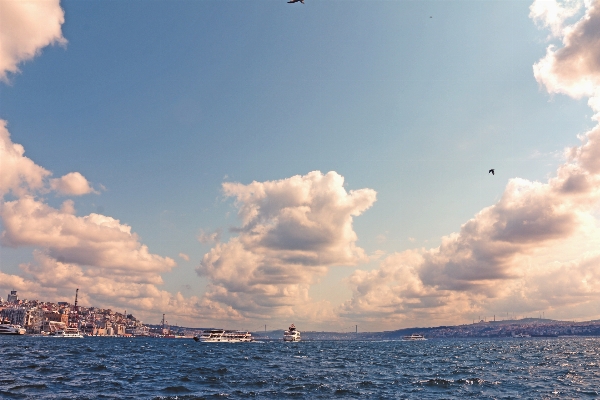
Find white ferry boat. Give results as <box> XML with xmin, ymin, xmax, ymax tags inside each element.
<box><xmin>283</xmin><ymin>324</ymin><xmax>301</xmax><ymax>342</ymax></box>
<box><xmin>51</xmin><ymin>327</ymin><xmax>84</xmax><ymax>338</ymax></box>
<box><xmin>0</xmin><ymin>323</ymin><xmax>26</xmax><ymax>335</ymax></box>
<box><xmin>402</xmin><ymin>334</ymin><xmax>426</xmax><ymax>341</ymax></box>
<box><xmin>193</xmin><ymin>329</ymin><xmax>253</xmax><ymax>343</ymax></box>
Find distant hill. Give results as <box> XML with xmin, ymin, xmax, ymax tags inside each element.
<box><xmin>152</xmin><ymin>318</ymin><xmax>600</xmax><ymax>340</ymax></box>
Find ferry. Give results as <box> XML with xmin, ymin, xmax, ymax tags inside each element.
<box><xmin>402</xmin><ymin>334</ymin><xmax>426</xmax><ymax>341</ymax></box>
<box><xmin>193</xmin><ymin>329</ymin><xmax>253</xmax><ymax>343</ymax></box>
<box><xmin>0</xmin><ymin>323</ymin><xmax>26</xmax><ymax>335</ymax></box>
<box><xmin>283</xmin><ymin>324</ymin><xmax>301</xmax><ymax>342</ymax></box>
<box><xmin>51</xmin><ymin>327</ymin><xmax>84</xmax><ymax>338</ymax></box>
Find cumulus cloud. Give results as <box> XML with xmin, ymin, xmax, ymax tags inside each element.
<box><xmin>341</xmin><ymin>129</ymin><xmax>600</xmax><ymax>326</ymax></box>
<box><xmin>0</xmin><ymin>120</ymin><xmax>51</xmax><ymax>197</ymax></box>
<box><xmin>529</xmin><ymin>0</ymin><xmax>583</xmax><ymax>37</ymax></box>
<box><xmin>1</xmin><ymin>196</ymin><xmax>176</xmax><ymax>275</ymax></box>
<box><xmin>2</xmin><ymin>121</ymin><xmax>376</xmax><ymax>325</ymax></box>
<box><xmin>339</xmin><ymin>1</ymin><xmax>600</xmax><ymax>328</ymax></box>
<box><xmin>50</xmin><ymin>172</ymin><xmax>96</xmax><ymax>196</ymax></box>
<box><xmin>1</xmin><ymin>120</ymin><xmax>97</xmax><ymax>198</ymax></box>
<box><xmin>0</xmin><ymin>0</ymin><xmax>66</xmax><ymax>81</ymax></box>
<box><xmin>533</xmin><ymin>0</ymin><xmax>600</xmax><ymax>118</ymax></box>
<box><xmin>0</xmin><ymin>251</ymin><xmax>241</xmax><ymax>324</ymax></box>
<box><xmin>0</xmin><ymin>4</ymin><xmax>245</xmax><ymax>325</ymax></box>
<box><xmin>197</xmin><ymin>171</ymin><xmax>376</xmax><ymax>320</ymax></box>
<box><xmin>179</xmin><ymin>253</ymin><xmax>190</xmax><ymax>261</ymax></box>
<box><xmin>0</xmin><ymin>123</ymin><xmax>207</xmax><ymax>323</ymax></box>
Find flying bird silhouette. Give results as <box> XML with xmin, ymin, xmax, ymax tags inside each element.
<box><xmin>288</xmin><ymin>0</ymin><xmax>304</xmax><ymax>3</ymax></box>
<box><xmin>489</xmin><ymin>169</ymin><xmax>495</xmax><ymax>175</ymax></box>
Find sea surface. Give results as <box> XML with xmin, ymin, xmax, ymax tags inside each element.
<box><xmin>1</xmin><ymin>336</ymin><xmax>599</xmax><ymax>399</ymax></box>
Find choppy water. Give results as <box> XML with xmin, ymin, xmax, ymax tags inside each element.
<box><xmin>1</xmin><ymin>336</ymin><xmax>599</xmax><ymax>399</ymax></box>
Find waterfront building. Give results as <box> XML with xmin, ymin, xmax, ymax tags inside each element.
<box><xmin>44</xmin><ymin>311</ymin><xmax>69</xmax><ymax>325</ymax></box>
<box><xmin>43</xmin><ymin>320</ymin><xmax>66</xmax><ymax>333</ymax></box>
<box><xmin>24</xmin><ymin>307</ymin><xmax>45</xmax><ymax>333</ymax></box>
<box><xmin>1</xmin><ymin>307</ymin><xmax>26</xmax><ymax>326</ymax></box>
<box><xmin>7</xmin><ymin>290</ymin><xmax>19</xmax><ymax>303</ymax></box>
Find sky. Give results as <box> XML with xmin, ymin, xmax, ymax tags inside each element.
<box><xmin>1</xmin><ymin>0</ymin><xmax>599</xmax><ymax>332</ymax></box>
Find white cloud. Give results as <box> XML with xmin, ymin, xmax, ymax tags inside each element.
<box><xmin>0</xmin><ymin>117</ymin><xmax>245</xmax><ymax>325</ymax></box>
<box><xmin>50</xmin><ymin>172</ymin><xmax>96</xmax><ymax>196</ymax></box>
<box><xmin>197</xmin><ymin>171</ymin><xmax>376</xmax><ymax>321</ymax></box>
<box><xmin>0</xmin><ymin>252</ymin><xmax>241</xmax><ymax>324</ymax></box>
<box><xmin>339</xmin><ymin>1</ymin><xmax>600</xmax><ymax>328</ymax></box>
<box><xmin>340</xmin><ymin>131</ymin><xmax>600</xmax><ymax>326</ymax></box>
<box><xmin>0</xmin><ymin>120</ymin><xmax>51</xmax><ymax>197</ymax></box>
<box><xmin>529</xmin><ymin>0</ymin><xmax>583</xmax><ymax>37</ymax></box>
<box><xmin>1</xmin><ymin>196</ymin><xmax>176</xmax><ymax>275</ymax></box>
<box><xmin>179</xmin><ymin>252</ymin><xmax>190</xmax><ymax>261</ymax></box>
<box><xmin>533</xmin><ymin>0</ymin><xmax>600</xmax><ymax>119</ymax></box>
<box><xmin>2</xmin><ymin>121</ymin><xmax>377</xmax><ymax>326</ymax></box>
<box><xmin>0</xmin><ymin>0</ymin><xmax>66</xmax><ymax>81</ymax></box>
<box><xmin>1</xmin><ymin>120</ymin><xmax>98</xmax><ymax>198</ymax></box>
<box><xmin>197</xmin><ymin>229</ymin><xmax>221</xmax><ymax>244</ymax></box>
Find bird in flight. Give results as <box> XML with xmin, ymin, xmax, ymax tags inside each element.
<box><xmin>288</xmin><ymin>0</ymin><xmax>304</xmax><ymax>3</ymax></box>
<box><xmin>489</xmin><ymin>169</ymin><xmax>495</xmax><ymax>175</ymax></box>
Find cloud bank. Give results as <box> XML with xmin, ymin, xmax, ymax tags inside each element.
<box><xmin>197</xmin><ymin>171</ymin><xmax>376</xmax><ymax>321</ymax></box>
<box><xmin>0</xmin><ymin>121</ymin><xmax>201</xmax><ymax>321</ymax></box>
<box><xmin>0</xmin><ymin>0</ymin><xmax>66</xmax><ymax>81</ymax></box>
<box><xmin>340</xmin><ymin>0</ymin><xmax>600</xmax><ymax>328</ymax></box>
<box><xmin>2</xmin><ymin>118</ymin><xmax>376</xmax><ymax>325</ymax></box>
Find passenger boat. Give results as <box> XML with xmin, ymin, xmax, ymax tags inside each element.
<box><xmin>0</xmin><ymin>323</ymin><xmax>26</xmax><ymax>335</ymax></box>
<box><xmin>193</xmin><ymin>329</ymin><xmax>253</xmax><ymax>342</ymax></box>
<box><xmin>51</xmin><ymin>327</ymin><xmax>84</xmax><ymax>338</ymax></box>
<box><xmin>283</xmin><ymin>324</ymin><xmax>301</xmax><ymax>342</ymax></box>
<box><xmin>402</xmin><ymin>333</ymin><xmax>426</xmax><ymax>341</ymax></box>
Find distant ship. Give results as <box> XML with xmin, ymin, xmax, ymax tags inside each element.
<box><xmin>51</xmin><ymin>327</ymin><xmax>84</xmax><ymax>338</ymax></box>
<box><xmin>283</xmin><ymin>324</ymin><xmax>301</xmax><ymax>342</ymax></box>
<box><xmin>0</xmin><ymin>323</ymin><xmax>26</xmax><ymax>335</ymax></box>
<box><xmin>402</xmin><ymin>334</ymin><xmax>426</xmax><ymax>341</ymax></box>
<box><xmin>193</xmin><ymin>329</ymin><xmax>253</xmax><ymax>343</ymax></box>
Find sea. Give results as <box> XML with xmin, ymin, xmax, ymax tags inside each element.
<box><xmin>1</xmin><ymin>336</ymin><xmax>599</xmax><ymax>399</ymax></box>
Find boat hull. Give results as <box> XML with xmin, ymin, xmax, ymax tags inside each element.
<box><xmin>194</xmin><ymin>338</ymin><xmax>253</xmax><ymax>343</ymax></box>
<box><xmin>0</xmin><ymin>325</ymin><xmax>26</xmax><ymax>335</ymax></box>
<box><xmin>193</xmin><ymin>329</ymin><xmax>253</xmax><ymax>343</ymax></box>
<box><xmin>402</xmin><ymin>334</ymin><xmax>426</xmax><ymax>341</ymax></box>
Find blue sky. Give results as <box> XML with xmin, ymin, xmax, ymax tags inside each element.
<box><xmin>1</xmin><ymin>0</ymin><xmax>600</xmax><ymax>330</ymax></box>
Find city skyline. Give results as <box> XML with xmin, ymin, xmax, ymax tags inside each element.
<box><xmin>1</xmin><ymin>0</ymin><xmax>600</xmax><ymax>331</ymax></box>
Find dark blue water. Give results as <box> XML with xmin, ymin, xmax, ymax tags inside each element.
<box><xmin>1</xmin><ymin>337</ymin><xmax>599</xmax><ymax>399</ymax></box>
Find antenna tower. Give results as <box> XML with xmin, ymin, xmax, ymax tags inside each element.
<box><xmin>74</xmin><ymin>288</ymin><xmax>79</xmax><ymax>308</ymax></box>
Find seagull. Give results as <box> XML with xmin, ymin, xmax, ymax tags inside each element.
<box><xmin>489</xmin><ymin>169</ymin><xmax>495</xmax><ymax>175</ymax></box>
<box><xmin>288</xmin><ymin>0</ymin><xmax>304</xmax><ymax>3</ymax></box>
